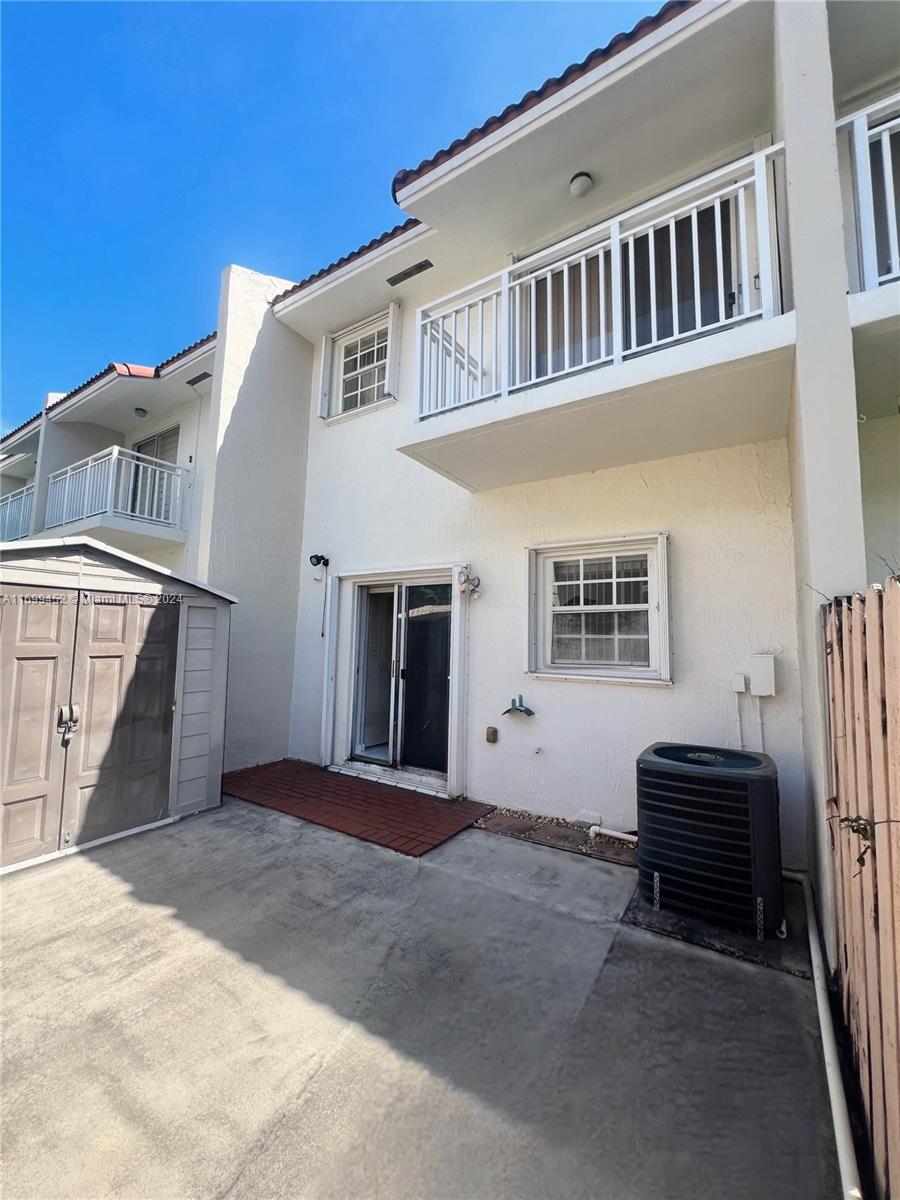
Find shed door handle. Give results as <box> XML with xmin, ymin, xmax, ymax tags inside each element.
<box><xmin>57</xmin><ymin>704</ymin><xmax>79</xmax><ymax>745</ymax></box>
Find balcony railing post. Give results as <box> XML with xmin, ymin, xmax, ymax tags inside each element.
<box><xmin>753</xmin><ymin>155</ymin><xmax>775</xmax><ymax>320</ymax></box>
<box><xmin>499</xmin><ymin>269</ymin><xmax>511</xmax><ymax>397</ymax></box>
<box><xmin>610</xmin><ymin>220</ymin><xmax>623</xmax><ymax>365</ymax></box>
<box><xmin>63</xmin><ymin>471</ymin><xmax>72</xmax><ymax>526</ymax></box>
<box><xmin>415</xmin><ymin>312</ymin><xmax>425</xmax><ymax>419</ymax></box>
<box><xmin>171</xmin><ymin>468</ymin><xmax>181</xmax><ymax>528</ymax></box>
<box><xmin>107</xmin><ymin>445</ymin><xmax>119</xmax><ymax>515</ymax></box>
<box><xmin>851</xmin><ymin>115</ymin><xmax>880</xmax><ymax>291</ymax></box>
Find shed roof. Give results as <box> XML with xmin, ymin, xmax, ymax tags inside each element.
<box><xmin>0</xmin><ymin>536</ymin><xmax>237</xmax><ymax>603</ymax></box>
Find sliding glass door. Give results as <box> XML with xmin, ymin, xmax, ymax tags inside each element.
<box><xmin>353</xmin><ymin>580</ymin><xmax>451</xmax><ymax>776</ymax></box>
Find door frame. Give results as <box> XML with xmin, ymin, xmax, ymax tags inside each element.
<box><xmin>351</xmin><ymin>583</ymin><xmax>399</xmax><ymax>765</ymax></box>
<box><xmin>319</xmin><ymin>563</ymin><xmax>471</xmax><ymax>798</ymax></box>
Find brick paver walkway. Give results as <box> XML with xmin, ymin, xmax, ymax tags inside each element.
<box><xmin>222</xmin><ymin>759</ymin><xmax>494</xmax><ymax>857</ymax></box>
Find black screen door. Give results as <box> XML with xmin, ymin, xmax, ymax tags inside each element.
<box><xmin>400</xmin><ymin>583</ymin><xmax>451</xmax><ymax>774</ymax></box>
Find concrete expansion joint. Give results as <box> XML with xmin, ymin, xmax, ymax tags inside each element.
<box><xmin>211</xmin><ymin>1033</ymin><xmax>346</xmax><ymax>1200</ymax></box>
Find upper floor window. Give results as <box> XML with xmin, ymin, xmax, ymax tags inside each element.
<box><xmin>133</xmin><ymin>425</ymin><xmax>179</xmax><ymax>463</ymax></box>
<box><xmin>320</xmin><ymin>305</ymin><xmax>401</xmax><ymax>420</ymax></box>
<box><xmin>527</xmin><ymin>533</ymin><xmax>670</xmax><ymax>683</ymax></box>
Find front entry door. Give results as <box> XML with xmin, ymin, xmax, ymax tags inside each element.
<box><xmin>1</xmin><ymin>586</ymin><xmax>179</xmax><ymax>867</ymax></box>
<box><xmin>398</xmin><ymin>583</ymin><xmax>451</xmax><ymax>774</ymax></box>
<box><xmin>0</xmin><ymin>586</ymin><xmax>78</xmax><ymax>867</ymax></box>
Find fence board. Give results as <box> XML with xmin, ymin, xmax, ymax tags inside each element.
<box><xmin>841</xmin><ymin>599</ymin><xmax>872</xmax><ymax>1120</ymax></box>
<box><xmin>852</xmin><ymin>593</ymin><xmax>887</xmax><ymax>1187</ymax></box>
<box><xmin>826</xmin><ymin>606</ymin><xmax>852</xmax><ymax>1003</ymax></box>
<box><xmin>867</xmin><ymin>584</ymin><xmax>900</xmax><ymax>1194</ymax></box>
<box><xmin>883</xmin><ymin>579</ymin><xmax>900</xmax><ymax>1192</ymax></box>
<box><xmin>824</xmin><ymin>577</ymin><xmax>900</xmax><ymax>1200</ymax></box>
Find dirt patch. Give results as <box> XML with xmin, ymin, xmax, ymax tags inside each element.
<box><xmin>476</xmin><ymin>806</ymin><xmax>637</xmax><ymax>867</ymax></box>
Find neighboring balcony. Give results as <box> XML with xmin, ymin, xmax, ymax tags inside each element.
<box><xmin>840</xmin><ymin>93</ymin><xmax>900</xmax><ymax>432</ymax></box>
<box><xmin>401</xmin><ymin>146</ymin><xmax>795</xmax><ymax>491</ymax></box>
<box><xmin>43</xmin><ymin>446</ymin><xmax>190</xmax><ymax>552</ymax></box>
<box><xmin>846</xmin><ymin>94</ymin><xmax>900</xmax><ymax>293</ymax></box>
<box><xmin>0</xmin><ymin>484</ymin><xmax>34</xmax><ymax>541</ymax></box>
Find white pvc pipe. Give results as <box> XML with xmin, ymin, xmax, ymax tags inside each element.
<box><xmin>785</xmin><ymin>869</ymin><xmax>862</xmax><ymax>1200</ymax></box>
<box><xmin>589</xmin><ymin>825</ymin><xmax>638</xmax><ymax>845</ymax></box>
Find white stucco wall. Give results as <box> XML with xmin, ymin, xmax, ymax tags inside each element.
<box><xmin>290</xmin><ymin>357</ymin><xmax>807</xmax><ymax>863</ymax></box>
<box><xmin>859</xmin><ymin>414</ymin><xmax>900</xmax><ymax>582</ymax></box>
<box><xmin>775</xmin><ymin>1</ymin><xmax>868</xmax><ymax>962</ymax></box>
<box><xmin>203</xmin><ymin>265</ymin><xmax>313</xmax><ymax>771</ymax></box>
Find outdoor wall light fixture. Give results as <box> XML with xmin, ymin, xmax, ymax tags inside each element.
<box><xmin>457</xmin><ymin>566</ymin><xmax>481</xmax><ymax>598</ymax></box>
<box><xmin>134</xmin><ymin>407</ymin><xmax>149</xmax><ymax>419</ymax></box>
<box><xmin>569</xmin><ymin>172</ymin><xmax>594</xmax><ymax>199</ymax></box>
<box><xmin>310</xmin><ymin>555</ymin><xmax>330</xmax><ymax>635</ymax></box>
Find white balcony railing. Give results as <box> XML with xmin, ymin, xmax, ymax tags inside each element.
<box><xmin>45</xmin><ymin>446</ymin><xmax>188</xmax><ymax>531</ymax></box>
<box><xmin>846</xmin><ymin>94</ymin><xmax>900</xmax><ymax>290</ymax></box>
<box><xmin>0</xmin><ymin>483</ymin><xmax>34</xmax><ymax>541</ymax></box>
<box><xmin>417</xmin><ymin>146</ymin><xmax>783</xmax><ymax>418</ymax></box>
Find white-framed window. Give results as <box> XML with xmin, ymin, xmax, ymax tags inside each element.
<box><xmin>319</xmin><ymin>305</ymin><xmax>401</xmax><ymax>419</ymax></box>
<box><xmin>527</xmin><ymin>533</ymin><xmax>670</xmax><ymax>682</ymax></box>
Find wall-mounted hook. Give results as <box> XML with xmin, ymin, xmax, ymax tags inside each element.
<box><xmin>502</xmin><ymin>694</ymin><xmax>534</xmax><ymax>717</ymax></box>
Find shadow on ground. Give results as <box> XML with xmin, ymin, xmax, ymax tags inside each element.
<box><xmin>2</xmin><ymin>798</ymin><xmax>838</xmax><ymax>1200</ymax></box>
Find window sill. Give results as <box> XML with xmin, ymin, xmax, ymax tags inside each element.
<box><xmin>323</xmin><ymin>396</ymin><xmax>398</xmax><ymax>426</ymax></box>
<box><xmin>528</xmin><ymin>671</ymin><xmax>673</xmax><ymax>688</ymax></box>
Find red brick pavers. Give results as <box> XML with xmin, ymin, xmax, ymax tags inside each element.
<box><xmin>222</xmin><ymin>759</ymin><xmax>494</xmax><ymax>857</ymax></box>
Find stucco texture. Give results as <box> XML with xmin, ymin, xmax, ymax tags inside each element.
<box><xmin>291</xmin><ymin>398</ymin><xmax>806</xmax><ymax>863</ymax></box>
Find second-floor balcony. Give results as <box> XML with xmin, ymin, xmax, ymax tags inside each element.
<box><xmin>44</xmin><ymin>445</ymin><xmax>190</xmax><ymax>550</ymax></box>
<box><xmin>402</xmin><ymin>145</ymin><xmax>795</xmax><ymax>491</ymax></box>
<box><xmin>418</xmin><ymin>146</ymin><xmax>783</xmax><ymax>421</ymax></box>
<box><xmin>0</xmin><ymin>484</ymin><xmax>34</xmax><ymax>541</ymax></box>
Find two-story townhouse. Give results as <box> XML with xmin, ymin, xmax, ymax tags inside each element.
<box><xmin>269</xmin><ymin>0</ymin><xmax>898</xmax><ymax>956</ymax></box>
<box><xmin>3</xmin><ymin>0</ymin><xmax>897</xmax><ymax>960</ymax></box>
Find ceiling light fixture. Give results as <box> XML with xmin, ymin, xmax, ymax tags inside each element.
<box><xmin>569</xmin><ymin>172</ymin><xmax>594</xmax><ymax>199</ymax></box>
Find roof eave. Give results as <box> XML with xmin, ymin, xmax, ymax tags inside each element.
<box><xmin>392</xmin><ymin>0</ymin><xmax>714</xmax><ymax>206</ymax></box>
<box><xmin>272</xmin><ymin>221</ymin><xmax>433</xmax><ymax>316</ymax></box>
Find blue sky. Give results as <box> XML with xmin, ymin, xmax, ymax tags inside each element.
<box><xmin>2</xmin><ymin>1</ymin><xmax>659</xmax><ymax>431</ymax></box>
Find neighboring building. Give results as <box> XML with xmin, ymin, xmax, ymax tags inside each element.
<box><xmin>3</xmin><ymin>0</ymin><xmax>898</xmax><ymax>956</ymax></box>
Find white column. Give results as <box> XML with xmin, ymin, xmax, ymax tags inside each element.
<box><xmin>775</xmin><ymin>0</ymin><xmax>868</xmax><ymax>966</ymax></box>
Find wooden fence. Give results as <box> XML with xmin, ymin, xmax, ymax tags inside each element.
<box><xmin>824</xmin><ymin>576</ymin><xmax>900</xmax><ymax>1199</ymax></box>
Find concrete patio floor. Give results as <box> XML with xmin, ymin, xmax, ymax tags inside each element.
<box><xmin>3</xmin><ymin>799</ymin><xmax>838</xmax><ymax>1200</ymax></box>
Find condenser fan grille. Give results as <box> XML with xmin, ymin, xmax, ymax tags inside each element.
<box><xmin>637</xmin><ymin>744</ymin><xmax>783</xmax><ymax>936</ymax></box>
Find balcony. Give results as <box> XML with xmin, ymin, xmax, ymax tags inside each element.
<box><xmin>43</xmin><ymin>446</ymin><xmax>190</xmax><ymax>552</ymax></box>
<box><xmin>845</xmin><ymin>94</ymin><xmax>900</xmax><ymax>293</ymax></box>
<box><xmin>0</xmin><ymin>484</ymin><xmax>34</xmax><ymax>541</ymax></box>
<box><xmin>401</xmin><ymin>147</ymin><xmax>795</xmax><ymax>491</ymax></box>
